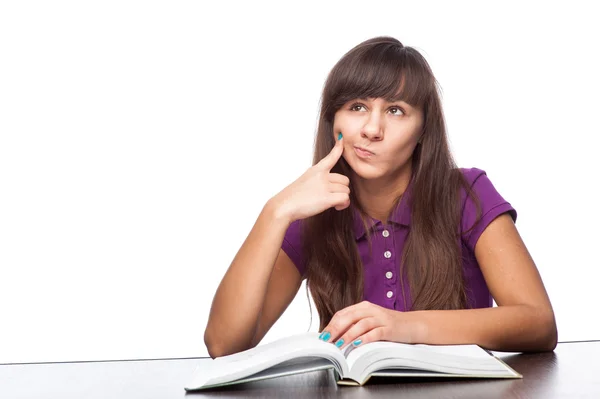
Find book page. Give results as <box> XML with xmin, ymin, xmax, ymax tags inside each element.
<box><xmin>345</xmin><ymin>342</ymin><xmax>518</xmax><ymax>384</ymax></box>
<box><xmin>186</xmin><ymin>332</ymin><xmax>349</xmax><ymax>389</ymax></box>
<box><xmin>346</xmin><ymin>341</ymin><xmax>493</xmax><ymax>369</ymax></box>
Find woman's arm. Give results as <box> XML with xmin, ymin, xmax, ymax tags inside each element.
<box><xmin>409</xmin><ymin>305</ymin><xmax>556</xmax><ymax>352</ymax></box>
<box><xmin>320</xmin><ymin>213</ymin><xmax>557</xmax><ymax>353</ymax></box>
<box><xmin>204</xmin><ymin>199</ymin><xmax>296</xmax><ymax>358</ymax></box>
<box><xmin>410</xmin><ymin>212</ymin><xmax>557</xmax><ymax>352</ymax></box>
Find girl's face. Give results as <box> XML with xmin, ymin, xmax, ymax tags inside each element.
<box><xmin>333</xmin><ymin>97</ymin><xmax>424</xmax><ymax>181</ymax></box>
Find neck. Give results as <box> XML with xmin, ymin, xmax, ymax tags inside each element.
<box><xmin>352</xmin><ymin>164</ymin><xmax>412</xmax><ymax>222</ymax></box>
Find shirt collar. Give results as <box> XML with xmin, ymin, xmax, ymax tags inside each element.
<box><xmin>352</xmin><ymin>177</ymin><xmax>414</xmax><ymax>240</ymax></box>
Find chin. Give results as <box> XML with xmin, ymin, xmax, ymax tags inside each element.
<box><xmin>346</xmin><ymin>161</ymin><xmax>387</xmax><ymax>181</ymax></box>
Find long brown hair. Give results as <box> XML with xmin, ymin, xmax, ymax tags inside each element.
<box><xmin>301</xmin><ymin>36</ymin><xmax>483</xmax><ymax>331</ymax></box>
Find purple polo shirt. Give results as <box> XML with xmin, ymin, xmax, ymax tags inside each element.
<box><xmin>281</xmin><ymin>167</ymin><xmax>517</xmax><ymax>311</ymax></box>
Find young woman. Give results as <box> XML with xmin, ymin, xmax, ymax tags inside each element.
<box><xmin>204</xmin><ymin>36</ymin><xmax>557</xmax><ymax>358</ymax></box>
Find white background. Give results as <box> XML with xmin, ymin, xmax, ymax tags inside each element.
<box><xmin>1</xmin><ymin>0</ymin><xmax>598</xmax><ymax>363</ymax></box>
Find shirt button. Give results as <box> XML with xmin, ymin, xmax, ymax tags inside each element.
<box><xmin>384</xmin><ymin>250</ymin><xmax>392</xmax><ymax>259</ymax></box>
<box><xmin>382</xmin><ymin>229</ymin><xmax>390</xmax><ymax>237</ymax></box>
<box><xmin>386</xmin><ymin>291</ymin><xmax>393</xmax><ymax>298</ymax></box>
<box><xmin>386</xmin><ymin>271</ymin><xmax>393</xmax><ymax>279</ymax></box>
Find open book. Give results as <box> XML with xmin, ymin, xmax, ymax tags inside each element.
<box><xmin>184</xmin><ymin>332</ymin><xmax>521</xmax><ymax>390</ymax></box>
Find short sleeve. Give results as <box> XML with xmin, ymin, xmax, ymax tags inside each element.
<box><xmin>461</xmin><ymin>168</ymin><xmax>517</xmax><ymax>253</ymax></box>
<box><xmin>281</xmin><ymin>219</ymin><xmax>307</xmax><ymax>278</ymax></box>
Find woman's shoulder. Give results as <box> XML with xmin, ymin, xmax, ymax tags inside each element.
<box><xmin>457</xmin><ymin>166</ymin><xmax>487</xmax><ymax>184</ymax></box>
<box><xmin>456</xmin><ymin>167</ymin><xmax>509</xmax><ymax>199</ymax></box>
<box><xmin>456</xmin><ymin>167</ymin><xmax>518</xmax><ymax>251</ymax></box>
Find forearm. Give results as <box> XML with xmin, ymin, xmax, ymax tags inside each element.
<box><xmin>409</xmin><ymin>305</ymin><xmax>558</xmax><ymax>352</ymax></box>
<box><xmin>204</xmin><ymin>199</ymin><xmax>290</xmax><ymax>357</ymax></box>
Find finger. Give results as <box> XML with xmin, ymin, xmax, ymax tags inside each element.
<box><xmin>329</xmin><ymin>183</ymin><xmax>350</xmax><ymax>195</ymax></box>
<box><xmin>342</xmin><ymin>327</ymin><xmax>386</xmax><ymax>351</ymax></box>
<box><xmin>328</xmin><ymin>193</ymin><xmax>350</xmax><ymax>210</ymax></box>
<box><xmin>336</xmin><ymin>317</ymin><xmax>377</xmax><ymax>351</ymax></box>
<box><xmin>320</xmin><ymin>301</ymin><xmax>376</xmax><ymax>344</ymax></box>
<box><xmin>334</xmin><ymin>198</ymin><xmax>351</xmax><ymax>211</ymax></box>
<box><xmin>328</xmin><ymin>173</ymin><xmax>350</xmax><ymax>186</ymax></box>
<box><xmin>317</xmin><ymin>133</ymin><xmax>344</xmax><ymax>171</ymax></box>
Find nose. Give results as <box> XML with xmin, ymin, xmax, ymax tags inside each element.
<box><xmin>360</xmin><ymin>114</ymin><xmax>383</xmax><ymax>141</ymax></box>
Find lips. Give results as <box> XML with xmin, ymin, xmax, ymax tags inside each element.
<box><xmin>354</xmin><ymin>146</ymin><xmax>374</xmax><ymax>154</ymax></box>
<box><xmin>354</xmin><ymin>146</ymin><xmax>374</xmax><ymax>158</ymax></box>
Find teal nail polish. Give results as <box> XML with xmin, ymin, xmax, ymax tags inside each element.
<box><xmin>321</xmin><ymin>332</ymin><xmax>331</xmax><ymax>341</ymax></box>
<box><xmin>338</xmin><ymin>132</ymin><xmax>343</xmax><ymax>140</ymax></box>
<box><xmin>318</xmin><ymin>332</ymin><xmax>325</xmax><ymax>340</ymax></box>
<box><xmin>335</xmin><ymin>339</ymin><xmax>344</xmax><ymax>348</ymax></box>
<box><xmin>353</xmin><ymin>339</ymin><xmax>362</xmax><ymax>346</ymax></box>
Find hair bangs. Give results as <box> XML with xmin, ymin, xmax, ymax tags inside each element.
<box><xmin>328</xmin><ymin>45</ymin><xmax>433</xmax><ymax>115</ymax></box>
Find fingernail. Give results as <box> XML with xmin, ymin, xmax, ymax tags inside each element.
<box><xmin>335</xmin><ymin>339</ymin><xmax>344</xmax><ymax>348</ymax></box>
<box><xmin>320</xmin><ymin>332</ymin><xmax>331</xmax><ymax>341</ymax></box>
<box><xmin>338</xmin><ymin>132</ymin><xmax>343</xmax><ymax>140</ymax></box>
<box><xmin>353</xmin><ymin>339</ymin><xmax>362</xmax><ymax>346</ymax></box>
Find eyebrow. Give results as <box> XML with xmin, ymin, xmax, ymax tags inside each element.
<box><xmin>358</xmin><ymin>97</ymin><xmax>412</xmax><ymax>107</ymax></box>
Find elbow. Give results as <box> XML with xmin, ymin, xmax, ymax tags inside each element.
<box><xmin>204</xmin><ymin>327</ymin><xmax>251</xmax><ymax>359</ymax></box>
<box><xmin>206</xmin><ymin>343</ymin><xmax>222</xmax><ymax>360</ymax></box>
<box><xmin>205</xmin><ymin>342</ymin><xmax>246</xmax><ymax>359</ymax></box>
<box><xmin>207</xmin><ymin>345</ymin><xmax>224</xmax><ymax>360</ymax></box>
<box><xmin>535</xmin><ymin>308</ymin><xmax>558</xmax><ymax>352</ymax></box>
<box><xmin>204</xmin><ymin>327</ymin><xmax>224</xmax><ymax>359</ymax></box>
<box><xmin>543</xmin><ymin>315</ymin><xmax>558</xmax><ymax>352</ymax></box>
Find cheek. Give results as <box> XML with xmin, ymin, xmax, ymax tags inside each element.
<box><xmin>378</xmin><ymin>141</ymin><xmax>413</xmax><ymax>163</ymax></box>
<box><xmin>333</xmin><ymin>114</ymin><xmax>354</xmax><ymax>134</ymax></box>
<box><xmin>388</xmin><ymin>144</ymin><xmax>416</xmax><ymax>166</ymax></box>
<box><xmin>332</xmin><ymin>122</ymin><xmax>344</xmax><ymax>136</ymax></box>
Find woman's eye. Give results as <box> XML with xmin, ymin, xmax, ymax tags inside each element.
<box><xmin>350</xmin><ymin>103</ymin><xmax>405</xmax><ymax>115</ymax></box>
